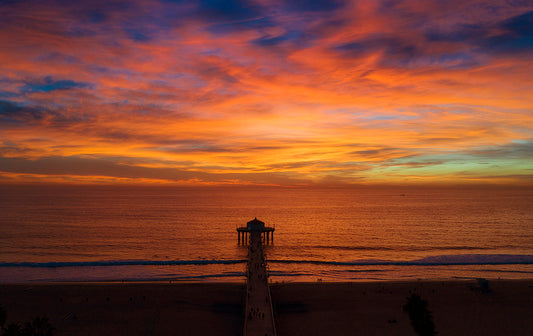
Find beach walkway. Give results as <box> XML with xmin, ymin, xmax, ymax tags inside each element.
<box><xmin>243</xmin><ymin>230</ymin><xmax>276</xmax><ymax>336</ymax></box>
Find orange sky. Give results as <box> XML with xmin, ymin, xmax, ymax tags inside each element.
<box><xmin>1</xmin><ymin>0</ymin><xmax>532</xmax><ymax>186</ymax></box>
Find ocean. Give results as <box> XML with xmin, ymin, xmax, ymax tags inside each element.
<box><xmin>1</xmin><ymin>184</ymin><xmax>532</xmax><ymax>283</ymax></box>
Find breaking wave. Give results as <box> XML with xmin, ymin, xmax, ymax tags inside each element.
<box><xmin>270</xmin><ymin>254</ymin><xmax>533</xmax><ymax>266</ymax></box>
<box><xmin>2</xmin><ymin>254</ymin><xmax>533</xmax><ymax>268</ymax></box>
<box><xmin>0</xmin><ymin>259</ymin><xmax>246</xmax><ymax>268</ymax></box>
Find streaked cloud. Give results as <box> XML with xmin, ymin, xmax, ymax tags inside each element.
<box><xmin>0</xmin><ymin>0</ymin><xmax>532</xmax><ymax>185</ymax></box>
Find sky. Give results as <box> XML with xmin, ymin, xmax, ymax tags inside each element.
<box><xmin>0</xmin><ymin>0</ymin><xmax>532</xmax><ymax>186</ymax></box>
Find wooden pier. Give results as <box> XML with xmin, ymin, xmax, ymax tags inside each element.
<box><xmin>238</xmin><ymin>218</ymin><xmax>276</xmax><ymax>336</ymax></box>
<box><xmin>237</xmin><ymin>218</ymin><xmax>275</xmax><ymax>244</ymax></box>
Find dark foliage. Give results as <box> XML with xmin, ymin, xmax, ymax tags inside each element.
<box><xmin>1</xmin><ymin>316</ymin><xmax>54</xmax><ymax>336</ymax></box>
<box><xmin>477</xmin><ymin>278</ymin><xmax>491</xmax><ymax>293</ymax></box>
<box><xmin>3</xmin><ymin>323</ymin><xmax>23</xmax><ymax>336</ymax></box>
<box><xmin>403</xmin><ymin>293</ymin><xmax>437</xmax><ymax>336</ymax></box>
<box><xmin>22</xmin><ymin>317</ymin><xmax>55</xmax><ymax>336</ymax></box>
<box><xmin>0</xmin><ymin>305</ymin><xmax>6</xmax><ymax>328</ymax></box>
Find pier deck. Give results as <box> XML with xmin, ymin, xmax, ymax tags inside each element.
<box><xmin>243</xmin><ymin>230</ymin><xmax>276</xmax><ymax>336</ymax></box>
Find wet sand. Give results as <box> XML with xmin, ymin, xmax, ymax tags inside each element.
<box><xmin>1</xmin><ymin>280</ymin><xmax>532</xmax><ymax>335</ymax></box>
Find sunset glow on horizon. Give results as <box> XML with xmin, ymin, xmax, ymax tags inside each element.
<box><xmin>1</xmin><ymin>0</ymin><xmax>532</xmax><ymax>186</ymax></box>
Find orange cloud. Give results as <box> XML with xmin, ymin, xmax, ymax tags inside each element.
<box><xmin>1</xmin><ymin>0</ymin><xmax>532</xmax><ymax>186</ymax></box>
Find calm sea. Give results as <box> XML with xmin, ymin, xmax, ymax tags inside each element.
<box><xmin>1</xmin><ymin>184</ymin><xmax>532</xmax><ymax>283</ymax></box>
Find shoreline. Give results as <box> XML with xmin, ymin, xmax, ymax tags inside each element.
<box><xmin>3</xmin><ymin>276</ymin><xmax>533</xmax><ymax>283</ymax></box>
<box><xmin>3</xmin><ymin>273</ymin><xmax>533</xmax><ymax>285</ymax></box>
<box><xmin>1</xmin><ymin>280</ymin><xmax>532</xmax><ymax>335</ymax></box>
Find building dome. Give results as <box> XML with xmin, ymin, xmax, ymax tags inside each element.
<box><xmin>247</xmin><ymin>217</ymin><xmax>265</xmax><ymax>230</ymax></box>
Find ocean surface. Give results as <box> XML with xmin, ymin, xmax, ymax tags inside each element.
<box><xmin>1</xmin><ymin>184</ymin><xmax>533</xmax><ymax>283</ymax></box>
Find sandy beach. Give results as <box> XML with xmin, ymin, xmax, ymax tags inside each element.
<box><xmin>0</xmin><ymin>282</ymin><xmax>244</xmax><ymax>336</ymax></box>
<box><xmin>272</xmin><ymin>280</ymin><xmax>533</xmax><ymax>335</ymax></box>
<box><xmin>1</xmin><ymin>280</ymin><xmax>532</xmax><ymax>335</ymax></box>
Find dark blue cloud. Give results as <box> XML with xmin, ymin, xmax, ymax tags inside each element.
<box><xmin>124</xmin><ymin>28</ymin><xmax>151</xmax><ymax>42</ymax></box>
<box><xmin>253</xmin><ymin>35</ymin><xmax>289</xmax><ymax>47</ymax></box>
<box><xmin>335</xmin><ymin>35</ymin><xmax>422</xmax><ymax>63</ymax></box>
<box><xmin>482</xmin><ymin>10</ymin><xmax>533</xmax><ymax>54</ymax></box>
<box><xmin>307</xmin><ymin>17</ymin><xmax>350</xmax><ymax>37</ymax></box>
<box><xmin>0</xmin><ymin>100</ymin><xmax>46</xmax><ymax>125</ymax></box>
<box><xmin>161</xmin><ymin>0</ymin><xmax>266</xmax><ymax>32</ymax></box>
<box><xmin>336</xmin><ymin>10</ymin><xmax>533</xmax><ymax>69</ymax></box>
<box><xmin>335</xmin><ymin>41</ymin><xmax>370</xmax><ymax>57</ymax></box>
<box><xmin>207</xmin><ymin>16</ymin><xmax>275</xmax><ymax>34</ymax></box>
<box><xmin>502</xmin><ymin>10</ymin><xmax>533</xmax><ymax>36</ymax></box>
<box><xmin>36</xmin><ymin>52</ymin><xmax>80</xmax><ymax>64</ymax></box>
<box><xmin>335</xmin><ymin>8</ymin><xmax>533</xmax><ymax>69</ymax></box>
<box><xmin>425</xmin><ymin>24</ymin><xmax>482</xmax><ymax>43</ymax></box>
<box><xmin>338</xmin><ymin>34</ymin><xmax>478</xmax><ymax>69</ymax></box>
<box><xmin>284</xmin><ymin>0</ymin><xmax>347</xmax><ymax>13</ymax></box>
<box><xmin>0</xmin><ymin>91</ymin><xmax>18</xmax><ymax>98</ymax></box>
<box><xmin>87</xmin><ymin>10</ymin><xmax>107</xmax><ymax>23</ymax></box>
<box><xmin>0</xmin><ymin>100</ymin><xmax>89</xmax><ymax>127</ymax></box>
<box><xmin>382</xmin><ymin>39</ymin><xmax>419</xmax><ymax>60</ymax></box>
<box><xmin>426</xmin><ymin>10</ymin><xmax>533</xmax><ymax>55</ymax></box>
<box><xmin>195</xmin><ymin>0</ymin><xmax>261</xmax><ymax>21</ymax></box>
<box><xmin>0</xmin><ymin>0</ymin><xmax>20</xmax><ymax>7</ymax></box>
<box><xmin>1</xmin><ymin>100</ymin><xmax>39</xmax><ymax>115</ymax></box>
<box><xmin>60</xmin><ymin>0</ymin><xmax>136</xmax><ymax>22</ymax></box>
<box><xmin>252</xmin><ymin>31</ymin><xmax>302</xmax><ymax>47</ymax></box>
<box><xmin>21</xmin><ymin>77</ymin><xmax>91</xmax><ymax>93</ymax></box>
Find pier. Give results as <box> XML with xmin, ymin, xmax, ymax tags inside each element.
<box><xmin>238</xmin><ymin>218</ymin><xmax>276</xmax><ymax>336</ymax></box>
<box><xmin>237</xmin><ymin>218</ymin><xmax>275</xmax><ymax>244</ymax></box>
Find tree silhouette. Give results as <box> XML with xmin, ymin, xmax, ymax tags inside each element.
<box><xmin>3</xmin><ymin>322</ymin><xmax>23</xmax><ymax>336</ymax></box>
<box><xmin>0</xmin><ymin>305</ymin><xmax>6</xmax><ymax>329</ymax></box>
<box><xmin>22</xmin><ymin>317</ymin><xmax>55</xmax><ymax>336</ymax></box>
<box><xmin>1</xmin><ymin>315</ymin><xmax>54</xmax><ymax>336</ymax></box>
<box><xmin>403</xmin><ymin>293</ymin><xmax>437</xmax><ymax>336</ymax></box>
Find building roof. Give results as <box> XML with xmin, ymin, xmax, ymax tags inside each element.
<box><xmin>247</xmin><ymin>217</ymin><xmax>265</xmax><ymax>226</ymax></box>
